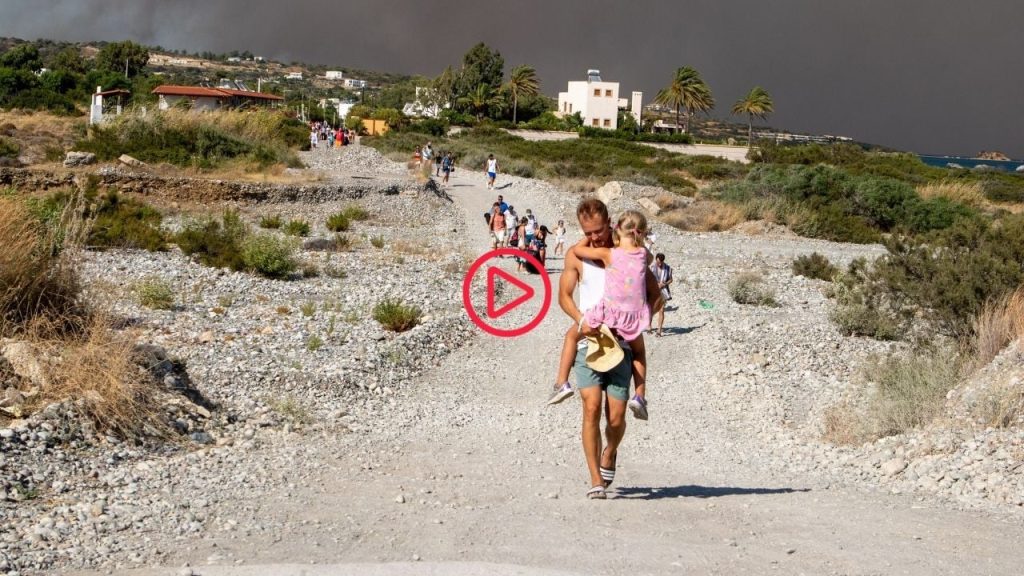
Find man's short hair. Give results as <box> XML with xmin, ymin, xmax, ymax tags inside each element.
<box><xmin>576</xmin><ymin>198</ymin><xmax>609</xmax><ymax>223</ymax></box>
<box><xmin>656</xmin><ymin>253</ymin><xmax>666</xmax><ymax>262</ymax></box>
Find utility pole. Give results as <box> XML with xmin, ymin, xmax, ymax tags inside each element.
<box><xmin>124</xmin><ymin>56</ymin><xmax>129</xmax><ymax>79</ymax></box>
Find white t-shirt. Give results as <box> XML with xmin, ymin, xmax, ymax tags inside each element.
<box><xmin>504</xmin><ymin>210</ymin><xmax>515</xmax><ymax>230</ymax></box>
<box><xmin>525</xmin><ymin>217</ymin><xmax>536</xmax><ymax>235</ymax></box>
<box><xmin>487</xmin><ymin>158</ymin><xmax>498</xmax><ymax>173</ymax></box>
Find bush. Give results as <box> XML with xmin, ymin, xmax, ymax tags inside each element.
<box><xmin>241</xmin><ymin>234</ymin><xmax>297</xmax><ymax>279</ymax></box>
<box><xmin>728</xmin><ymin>272</ymin><xmax>778</xmax><ymax>306</ymax></box>
<box><xmin>373</xmin><ymin>298</ymin><xmax>422</xmax><ymax>332</ymax></box>
<box><xmin>0</xmin><ymin>135</ymin><xmax>19</xmax><ymax>159</ymax></box>
<box><xmin>862</xmin><ymin>347</ymin><xmax>962</xmax><ymax>438</ymax></box>
<box><xmin>792</xmin><ymin>252</ymin><xmax>839</xmax><ymax>281</ymax></box>
<box><xmin>136</xmin><ymin>276</ymin><xmax>175</xmax><ymax>310</ymax></box>
<box><xmin>304</xmin><ymin>233</ymin><xmax>352</xmax><ymax>252</ymax></box>
<box><xmin>1</xmin><ymin>193</ymin><xmax>86</xmax><ymax>335</ymax></box>
<box><xmin>341</xmin><ymin>205</ymin><xmax>369</xmax><ymax>221</ymax></box>
<box><xmin>87</xmin><ymin>191</ymin><xmax>166</xmax><ymax>251</ymax></box>
<box><xmin>370</xmin><ymin>235</ymin><xmax>385</xmax><ymax>248</ymax></box>
<box><xmin>176</xmin><ymin>210</ymin><xmax>247</xmax><ymax>271</ymax></box>
<box><xmin>259</xmin><ymin>214</ymin><xmax>282</xmax><ymax>229</ymax></box>
<box><xmin>410</xmin><ymin>118</ymin><xmax>449</xmax><ymax>137</ymax></box>
<box><xmin>283</xmin><ymin>219</ymin><xmax>310</xmax><ymax>237</ymax></box>
<box><xmin>326</xmin><ymin>212</ymin><xmax>350</xmax><ymax>232</ymax></box>
<box><xmin>578</xmin><ymin>126</ymin><xmax>693</xmax><ymax>144</ymax></box>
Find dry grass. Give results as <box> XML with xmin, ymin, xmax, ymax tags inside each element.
<box><xmin>0</xmin><ymin>110</ymin><xmax>83</xmax><ymax>165</ymax></box>
<box><xmin>971</xmin><ymin>286</ymin><xmax>1024</xmax><ymax>370</ymax></box>
<box><xmin>822</xmin><ymin>401</ymin><xmax>866</xmax><ymax>445</ymax></box>
<box><xmin>391</xmin><ymin>239</ymin><xmax>429</xmax><ymax>256</ymax></box>
<box><xmin>553</xmin><ymin>178</ymin><xmax>602</xmax><ymax>195</ymax></box>
<box><xmin>916</xmin><ymin>180</ymin><xmax>986</xmax><ymax>208</ymax></box>
<box><xmin>0</xmin><ymin>194</ymin><xmax>89</xmax><ymax>336</ymax></box>
<box><xmin>971</xmin><ymin>377</ymin><xmax>1024</xmax><ymax>429</ymax></box>
<box><xmin>41</xmin><ymin>313</ymin><xmax>167</xmax><ymax>438</ymax></box>
<box><xmin>652</xmin><ymin>192</ymin><xmax>688</xmax><ymax>211</ymax></box>
<box><xmin>862</xmin><ymin>347</ymin><xmax>962</xmax><ymax>439</ymax></box>
<box><xmin>660</xmin><ymin>201</ymin><xmax>745</xmax><ymax>232</ymax></box>
<box><xmin>2</xmin><ymin>192</ymin><xmax>168</xmax><ymax>437</ymax></box>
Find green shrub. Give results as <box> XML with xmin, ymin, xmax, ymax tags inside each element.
<box><xmin>326</xmin><ymin>213</ymin><xmax>350</xmax><ymax>232</ymax></box>
<box><xmin>728</xmin><ymin>272</ymin><xmax>778</xmax><ymax>306</ymax></box>
<box><xmin>306</xmin><ymin>335</ymin><xmax>324</xmax><ymax>351</ymax></box>
<box><xmin>301</xmin><ymin>261</ymin><xmax>319</xmax><ymax>278</ymax></box>
<box><xmin>299</xmin><ymin>301</ymin><xmax>316</xmax><ymax>317</ymax></box>
<box><xmin>370</xmin><ymin>235</ymin><xmax>385</xmax><ymax>249</ymax></box>
<box><xmin>341</xmin><ymin>205</ymin><xmax>370</xmax><ymax>221</ymax></box>
<box><xmin>283</xmin><ymin>219</ymin><xmax>310</xmax><ymax>237</ymax></box>
<box><xmin>0</xmin><ymin>136</ymin><xmax>19</xmax><ymax>159</ymax></box>
<box><xmin>259</xmin><ymin>214</ymin><xmax>282</xmax><ymax>229</ymax></box>
<box><xmin>88</xmin><ymin>191</ymin><xmax>166</xmax><ymax>251</ymax></box>
<box><xmin>240</xmin><ymin>234</ymin><xmax>297</xmax><ymax>279</ymax></box>
<box><xmin>831</xmin><ymin>216</ymin><xmax>1024</xmax><ymax>342</ymax></box>
<box><xmin>792</xmin><ymin>252</ymin><xmax>839</xmax><ymax>281</ymax></box>
<box><xmin>136</xmin><ymin>276</ymin><xmax>175</xmax><ymax>310</ymax></box>
<box><xmin>176</xmin><ymin>209</ymin><xmax>247</xmax><ymax>271</ymax></box>
<box><xmin>373</xmin><ymin>298</ymin><xmax>422</xmax><ymax>332</ymax></box>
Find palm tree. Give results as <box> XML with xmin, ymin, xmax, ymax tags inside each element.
<box><xmin>503</xmin><ymin>65</ymin><xmax>540</xmax><ymax>124</ymax></box>
<box><xmin>653</xmin><ymin>66</ymin><xmax>715</xmax><ymax>134</ymax></box>
<box><xmin>457</xmin><ymin>83</ymin><xmax>503</xmax><ymax>121</ymax></box>
<box><xmin>732</xmin><ymin>86</ymin><xmax>774</xmax><ymax>149</ymax></box>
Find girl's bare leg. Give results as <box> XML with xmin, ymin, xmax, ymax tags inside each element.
<box><xmin>556</xmin><ymin>323</ymin><xmax>582</xmax><ymax>386</ymax></box>
<box><xmin>628</xmin><ymin>334</ymin><xmax>647</xmax><ymax>399</ymax></box>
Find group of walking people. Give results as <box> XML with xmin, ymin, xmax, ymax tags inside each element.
<box><xmin>415</xmin><ymin>142</ymin><xmax>456</xmax><ymax>185</ymax></box>
<box><xmin>309</xmin><ymin>120</ymin><xmax>355</xmax><ymax>150</ymax></box>
<box><xmin>484</xmin><ymin>194</ymin><xmax>572</xmax><ymax>274</ymax></box>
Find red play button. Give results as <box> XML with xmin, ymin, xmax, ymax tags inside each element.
<box><xmin>487</xmin><ymin>267</ymin><xmax>535</xmax><ymax>318</ymax></box>
<box><xmin>462</xmin><ymin>248</ymin><xmax>552</xmax><ymax>337</ymax></box>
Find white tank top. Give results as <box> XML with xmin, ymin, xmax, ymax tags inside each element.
<box><xmin>578</xmin><ymin>259</ymin><xmax>606</xmax><ymax>349</ymax></box>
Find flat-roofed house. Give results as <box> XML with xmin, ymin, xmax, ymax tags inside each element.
<box><xmin>558</xmin><ymin>69</ymin><xmax>622</xmax><ymax>130</ymax></box>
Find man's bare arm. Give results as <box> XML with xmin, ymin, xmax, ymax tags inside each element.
<box><xmin>559</xmin><ymin>249</ymin><xmax>583</xmax><ymax>323</ymax></box>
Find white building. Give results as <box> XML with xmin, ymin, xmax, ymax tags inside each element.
<box><xmin>402</xmin><ymin>86</ymin><xmax>444</xmax><ymax>119</ymax></box>
<box><xmin>284</xmin><ymin>72</ymin><xmax>303</xmax><ymax>80</ymax></box>
<box><xmin>558</xmin><ymin>69</ymin><xmax>636</xmax><ymax>130</ymax></box>
<box><xmin>325</xmin><ymin>71</ymin><xmax>344</xmax><ymax>80</ymax></box>
<box><xmin>343</xmin><ymin>78</ymin><xmax>367</xmax><ymax>89</ymax></box>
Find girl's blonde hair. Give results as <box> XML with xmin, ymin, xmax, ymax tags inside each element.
<box><xmin>614</xmin><ymin>210</ymin><xmax>648</xmax><ymax>246</ymax></box>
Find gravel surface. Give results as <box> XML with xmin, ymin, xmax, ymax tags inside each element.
<box><xmin>2</xmin><ymin>149</ymin><xmax>1023</xmax><ymax>575</ymax></box>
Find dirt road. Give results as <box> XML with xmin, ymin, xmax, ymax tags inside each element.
<box><xmin>75</xmin><ymin>167</ymin><xmax>1024</xmax><ymax>576</ymax></box>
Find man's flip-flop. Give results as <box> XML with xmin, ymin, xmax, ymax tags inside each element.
<box><xmin>586</xmin><ymin>486</ymin><xmax>607</xmax><ymax>500</ymax></box>
<box><xmin>600</xmin><ymin>448</ymin><xmax>617</xmax><ymax>488</ymax></box>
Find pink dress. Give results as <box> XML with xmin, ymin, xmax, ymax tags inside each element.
<box><xmin>584</xmin><ymin>248</ymin><xmax>650</xmax><ymax>341</ymax></box>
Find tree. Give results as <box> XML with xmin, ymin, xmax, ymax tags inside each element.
<box><xmin>457</xmin><ymin>83</ymin><xmax>503</xmax><ymax>121</ymax></box>
<box><xmin>0</xmin><ymin>43</ymin><xmax>43</xmax><ymax>71</ymax></box>
<box><xmin>431</xmin><ymin>65</ymin><xmax>457</xmax><ymax>109</ymax></box>
<box><xmin>732</xmin><ymin>86</ymin><xmax>775</xmax><ymax>149</ymax></box>
<box><xmin>455</xmin><ymin>43</ymin><xmax>504</xmax><ymax>105</ymax></box>
<box><xmin>49</xmin><ymin>47</ymin><xmax>87</xmax><ymax>74</ymax></box>
<box><xmin>653</xmin><ymin>66</ymin><xmax>714</xmax><ymax>134</ymax></box>
<box><xmin>503</xmin><ymin>65</ymin><xmax>539</xmax><ymax>124</ymax></box>
<box><xmin>95</xmin><ymin>41</ymin><xmax>150</xmax><ymax>78</ymax></box>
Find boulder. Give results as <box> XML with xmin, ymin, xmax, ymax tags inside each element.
<box><xmin>0</xmin><ymin>340</ymin><xmax>50</xmax><ymax>388</ymax></box>
<box><xmin>637</xmin><ymin>197</ymin><xmax>662</xmax><ymax>216</ymax></box>
<box><xmin>63</xmin><ymin>151</ymin><xmax>96</xmax><ymax>167</ymax></box>
<box><xmin>881</xmin><ymin>458</ymin><xmax>907</xmax><ymax>477</ymax></box>
<box><xmin>118</xmin><ymin>154</ymin><xmax>146</xmax><ymax>167</ymax></box>
<box><xmin>596</xmin><ymin>181</ymin><xmax>624</xmax><ymax>205</ymax></box>
<box><xmin>1016</xmin><ymin>165</ymin><xmax>1024</xmax><ymax>173</ymax></box>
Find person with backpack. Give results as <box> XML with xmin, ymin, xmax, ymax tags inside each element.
<box><xmin>441</xmin><ymin>152</ymin><xmax>454</xmax><ymax>185</ymax></box>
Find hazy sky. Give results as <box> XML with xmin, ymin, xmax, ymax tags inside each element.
<box><xmin>2</xmin><ymin>0</ymin><xmax>1021</xmax><ymax>158</ymax></box>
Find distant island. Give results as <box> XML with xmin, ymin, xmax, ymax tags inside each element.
<box><xmin>976</xmin><ymin>151</ymin><xmax>1011</xmax><ymax>161</ymax></box>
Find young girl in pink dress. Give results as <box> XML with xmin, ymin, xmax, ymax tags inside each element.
<box><xmin>548</xmin><ymin>210</ymin><xmax>652</xmax><ymax>422</ymax></box>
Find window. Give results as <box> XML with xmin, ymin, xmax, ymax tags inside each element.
<box><xmin>592</xmin><ymin>118</ymin><xmax>599</xmax><ymax>126</ymax></box>
<box><xmin>603</xmin><ymin>119</ymin><xmax>611</xmax><ymax>127</ymax></box>
<box><xmin>593</xmin><ymin>89</ymin><xmax>600</xmax><ymax>97</ymax></box>
<box><xmin>605</xmin><ymin>89</ymin><xmax>612</xmax><ymax>97</ymax></box>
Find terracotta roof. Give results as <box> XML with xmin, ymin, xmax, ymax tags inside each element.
<box><xmin>151</xmin><ymin>85</ymin><xmax>283</xmax><ymax>101</ymax></box>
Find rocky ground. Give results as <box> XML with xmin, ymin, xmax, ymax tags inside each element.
<box><xmin>1</xmin><ymin>144</ymin><xmax>1023</xmax><ymax>575</ymax></box>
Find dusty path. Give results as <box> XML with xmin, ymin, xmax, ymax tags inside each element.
<box><xmin>77</xmin><ymin>168</ymin><xmax>1024</xmax><ymax>576</ymax></box>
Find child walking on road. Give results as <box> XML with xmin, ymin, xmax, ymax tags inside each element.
<box><xmin>548</xmin><ymin>211</ymin><xmax>653</xmax><ymax>421</ymax></box>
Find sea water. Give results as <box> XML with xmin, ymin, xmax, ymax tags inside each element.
<box><xmin>919</xmin><ymin>155</ymin><xmax>1024</xmax><ymax>172</ymax></box>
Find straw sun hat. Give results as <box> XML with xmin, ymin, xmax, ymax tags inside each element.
<box><xmin>585</xmin><ymin>324</ymin><xmax>624</xmax><ymax>372</ymax></box>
